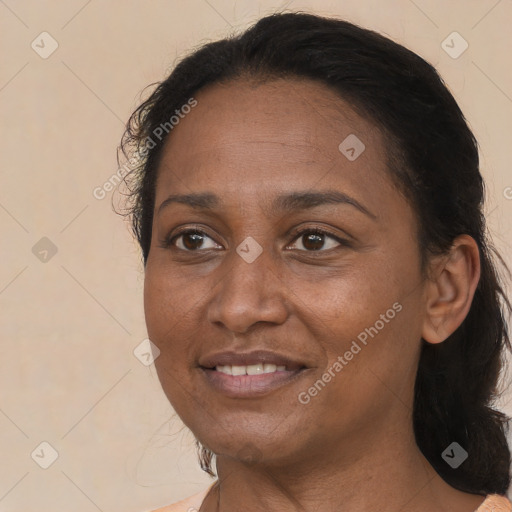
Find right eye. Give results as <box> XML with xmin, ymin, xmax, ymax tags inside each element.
<box><xmin>162</xmin><ymin>229</ymin><xmax>222</xmax><ymax>252</ymax></box>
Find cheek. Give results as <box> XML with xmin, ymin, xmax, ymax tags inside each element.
<box><xmin>317</xmin><ymin>292</ymin><xmax>423</xmax><ymax>419</ymax></box>
<box><xmin>143</xmin><ymin>269</ymin><xmax>167</xmax><ymax>340</ymax></box>
<box><xmin>143</xmin><ymin>264</ymin><xmax>194</xmax><ymax>367</ymax></box>
<box><xmin>299</xmin><ymin>253</ymin><xmax>422</xmax><ymax>378</ymax></box>
<box><xmin>290</xmin><ymin>256</ymin><xmax>401</xmax><ymax>336</ymax></box>
<box><xmin>144</xmin><ymin>266</ymin><xmax>202</xmax><ymax>412</ymax></box>
<box><xmin>144</xmin><ymin>262</ymin><xmax>196</xmax><ymax>333</ymax></box>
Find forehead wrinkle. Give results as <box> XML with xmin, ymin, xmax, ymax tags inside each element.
<box><xmin>163</xmin><ymin>140</ymin><xmax>336</xmax><ymax>175</ymax></box>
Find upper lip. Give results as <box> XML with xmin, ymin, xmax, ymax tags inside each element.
<box><xmin>199</xmin><ymin>350</ymin><xmax>307</xmax><ymax>371</ymax></box>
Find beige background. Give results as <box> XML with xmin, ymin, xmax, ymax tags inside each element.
<box><xmin>0</xmin><ymin>1</ymin><xmax>511</xmax><ymax>511</ymax></box>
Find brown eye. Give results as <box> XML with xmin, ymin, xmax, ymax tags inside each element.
<box><xmin>166</xmin><ymin>230</ymin><xmax>221</xmax><ymax>251</ymax></box>
<box><xmin>288</xmin><ymin>229</ymin><xmax>346</xmax><ymax>252</ymax></box>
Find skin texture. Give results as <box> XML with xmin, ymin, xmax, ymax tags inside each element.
<box><xmin>144</xmin><ymin>78</ymin><xmax>483</xmax><ymax>512</ymax></box>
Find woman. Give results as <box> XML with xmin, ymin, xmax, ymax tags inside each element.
<box><xmin>120</xmin><ymin>12</ymin><xmax>512</xmax><ymax>512</ymax></box>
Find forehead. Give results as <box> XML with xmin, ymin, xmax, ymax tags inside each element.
<box><xmin>154</xmin><ymin>78</ymin><xmax>396</xmax><ymax>216</ymax></box>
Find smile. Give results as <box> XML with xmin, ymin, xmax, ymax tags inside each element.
<box><xmin>215</xmin><ymin>363</ymin><xmax>287</xmax><ymax>375</ymax></box>
<box><xmin>198</xmin><ymin>350</ymin><xmax>310</xmax><ymax>398</ymax></box>
<box><xmin>200</xmin><ymin>366</ymin><xmax>308</xmax><ymax>397</ymax></box>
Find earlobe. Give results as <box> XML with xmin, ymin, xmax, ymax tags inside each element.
<box><xmin>421</xmin><ymin>235</ymin><xmax>481</xmax><ymax>344</ymax></box>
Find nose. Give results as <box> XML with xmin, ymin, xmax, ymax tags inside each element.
<box><xmin>206</xmin><ymin>244</ymin><xmax>289</xmax><ymax>334</ymax></box>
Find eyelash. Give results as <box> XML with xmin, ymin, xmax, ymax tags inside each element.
<box><xmin>160</xmin><ymin>226</ymin><xmax>351</xmax><ymax>254</ymax></box>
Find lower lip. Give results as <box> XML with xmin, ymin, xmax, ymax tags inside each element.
<box><xmin>200</xmin><ymin>367</ymin><xmax>308</xmax><ymax>398</ymax></box>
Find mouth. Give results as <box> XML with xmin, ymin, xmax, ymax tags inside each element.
<box><xmin>198</xmin><ymin>350</ymin><xmax>310</xmax><ymax>398</ymax></box>
<box><xmin>214</xmin><ymin>363</ymin><xmax>291</xmax><ymax>375</ymax></box>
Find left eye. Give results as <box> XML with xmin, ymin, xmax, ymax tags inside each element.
<box><xmin>287</xmin><ymin>229</ymin><xmax>345</xmax><ymax>252</ymax></box>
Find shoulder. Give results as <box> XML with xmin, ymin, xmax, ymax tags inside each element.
<box><xmin>476</xmin><ymin>494</ymin><xmax>512</xmax><ymax>511</ymax></box>
<box><xmin>145</xmin><ymin>489</ymin><xmax>511</xmax><ymax>512</ymax></box>
<box><xmin>146</xmin><ymin>485</ymin><xmax>213</xmax><ymax>512</ymax></box>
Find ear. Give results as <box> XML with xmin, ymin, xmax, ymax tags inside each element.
<box><xmin>422</xmin><ymin>234</ymin><xmax>481</xmax><ymax>344</ymax></box>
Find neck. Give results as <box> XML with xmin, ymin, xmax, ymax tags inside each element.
<box><xmin>200</xmin><ymin>416</ymin><xmax>485</xmax><ymax>512</ymax></box>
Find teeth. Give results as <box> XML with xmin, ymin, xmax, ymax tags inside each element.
<box><xmin>247</xmin><ymin>363</ymin><xmax>264</xmax><ymax>375</ymax></box>
<box><xmin>215</xmin><ymin>363</ymin><xmax>287</xmax><ymax>375</ymax></box>
<box><xmin>232</xmin><ymin>365</ymin><xmax>246</xmax><ymax>376</ymax></box>
<box><xmin>263</xmin><ymin>363</ymin><xmax>277</xmax><ymax>373</ymax></box>
<box><xmin>216</xmin><ymin>365</ymin><xmax>232</xmax><ymax>375</ymax></box>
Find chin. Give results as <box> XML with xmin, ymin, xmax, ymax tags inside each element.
<box><xmin>194</xmin><ymin>425</ymin><xmax>307</xmax><ymax>468</ymax></box>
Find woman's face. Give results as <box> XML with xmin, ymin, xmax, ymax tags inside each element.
<box><xmin>144</xmin><ymin>78</ymin><xmax>429</xmax><ymax>465</ymax></box>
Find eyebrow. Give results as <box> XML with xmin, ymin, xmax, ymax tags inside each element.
<box><xmin>157</xmin><ymin>190</ymin><xmax>377</xmax><ymax>220</ymax></box>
